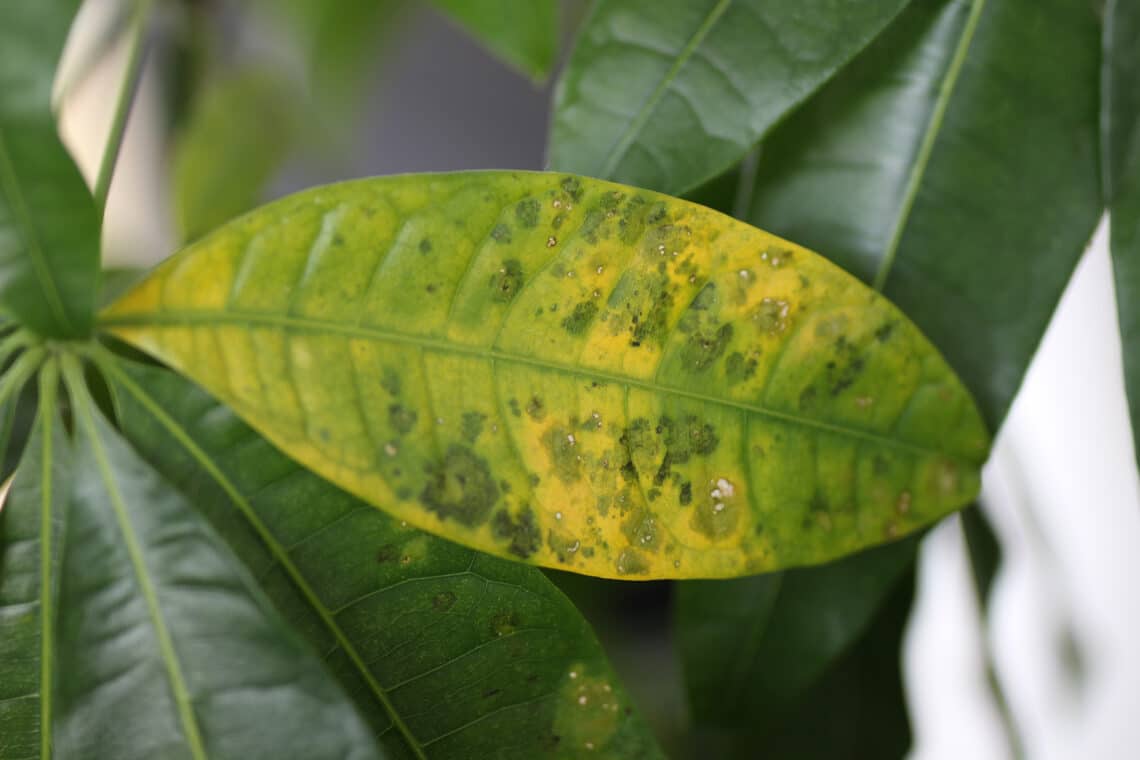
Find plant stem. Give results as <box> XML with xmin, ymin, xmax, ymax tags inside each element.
<box><xmin>92</xmin><ymin>0</ymin><xmax>154</xmax><ymax>214</ymax></box>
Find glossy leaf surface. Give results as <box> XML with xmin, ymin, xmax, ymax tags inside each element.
<box><xmin>430</xmin><ymin>0</ymin><xmax>558</xmax><ymax>82</ymax></box>
<box><xmin>678</xmin><ymin>0</ymin><xmax>1102</xmax><ymax>742</ymax></box>
<box><xmin>103</xmin><ymin>172</ymin><xmax>987</xmax><ymax>579</ymax></box>
<box><xmin>547</xmin><ymin>0</ymin><xmax>909</xmax><ymax>196</ymax></box>
<box><xmin>0</xmin><ymin>372</ymin><xmax>66</xmax><ymax>760</ymax></box>
<box><xmin>677</xmin><ymin>534</ymin><xmax>917</xmax><ymax>730</ymax></box>
<box><xmin>744</xmin><ymin>0</ymin><xmax>1103</xmax><ymax>428</ymax></box>
<box><xmin>0</xmin><ymin>1</ymin><xmax>99</xmax><ymax>337</ymax></box>
<box><xmin>105</xmin><ymin>357</ymin><xmax>664</xmax><ymax>759</ymax></box>
<box><xmin>57</xmin><ymin>367</ymin><xmax>382</xmax><ymax>760</ymax></box>
<box><xmin>1104</xmin><ymin>0</ymin><xmax>1140</xmax><ymax>466</ymax></box>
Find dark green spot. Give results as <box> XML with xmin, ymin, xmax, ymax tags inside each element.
<box><xmin>875</xmin><ymin>322</ymin><xmax>896</xmax><ymax>342</ymax></box>
<box><xmin>491</xmin><ymin>259</ymin><xmax>523</xmax><ymax>302</ymax></box>
<box><xmin>380</xmin><ymin>367</ymin><xmax>401</xmax><ymax>396</ymax></box>
<box><xmin>547</xmin><ymin>531</ymin><xmax>582</xmax><ymax>563</ymax></box>
<box><xmin>616</xmin><ymin>547</ymin><xmax>649</xmax><ymax>575</ymax></box>
<box><xmin>525</xmin><ymin>396</ymin><xmax>546</xmax><ymax>421</ymax></box>
<box><xmin>561</xmin><ymin>301</ymin><xmax>598</xmax><ymax>335</ymax></box>
<box><xmin>515</xmin><ymin>198</ymin><xmax>540</xmax><ymax>228</ymax></box>
<box><xmin>679</xmin><ymin>481</ymin><xmax>692</xmax><ymax>506</ymax></box>
<box><xmin>681</xmin><ymin>324</ymin><xmax>734</xmax><ymax>373</ymax></box>
<box><xmin>432</xmin><ymin>591</ymin><xmax>457</xmax><ymax>611</ymax></box>
<box><xmin>489</xmin><ymin>609</ymin><xmax>520</xmax><ymax>637</ymax></box>
<box><xmin>509</xmin><ymin>398</ymin><xmax>521</xmax><ymax>417</ymax></box>
<box><xmin>492</xmin><ymin>506</ymin><xmax>541</xmax><ymax>559</ymax></box>
<box><xmin>388</xmin><ymin>404</ymin><xmax>417</xmax><ymax>434</ymax></box>
<box><xmin>561</xmin><ymin>176</ymin><xmax>584</xmax><ymax>202</ymax></box>
<box><xmin>419</xmin><ymin>238</ymin><xmax>432</xmax><ymax>254</ymax></box>
<box><xmin>725</xmin><ymin>351</ymin><xmax>758</xmax><ymax>383</ymax></box>
<box><xmin>376</xmin><ymin>544</ymin><xmax>398</xmax><ymax>563</ymax></box>
<box><xmin>491</xmin><ymin>223</ymin><xmax>512</xmax><ymax>243</ymax></box>
<box><xmin>544</xmin><ymin>425</ymin><xmax>582</xmax><ymax>483</ymax></box>
<box><xmin>420</xmin><ymin>445</ymin><xmax>500</xmax><ymax>526</ymax></box>
<box><xmin>461</xmin><ymin>411</ymin><xmax>486</xmax><ymax>443</ymax></box>
<box><xmin>622</xmin><ymin>508</ymin><xmax>660</xmax><ymax>552</ymax></box>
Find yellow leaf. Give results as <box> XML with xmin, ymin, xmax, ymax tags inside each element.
<box><xmin>101</xmin><ymin>172</ymin><xmax>988</xmax><ymax>579</ymax></box>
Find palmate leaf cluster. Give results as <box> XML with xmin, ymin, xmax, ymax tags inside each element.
<box><xmin>0</xmin><ymin>0</ymin><xmax>1134</xmax><ymax>758</ymax></box>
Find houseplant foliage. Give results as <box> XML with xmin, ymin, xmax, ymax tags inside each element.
<box><xmin>0</xmin><ymin>2</ymin><xmax>1132</xmax><ymax>759</ymax></box>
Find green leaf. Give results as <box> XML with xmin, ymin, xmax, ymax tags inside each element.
<box><xmin>101</xmin><ymin>172</ymin><xmax>988</xmax><ymax>579</ymax></box>
<box><xmin>0</xmin><ymin>1</ymin><xmax>100</xmax><ymax>337</ymax></box>
<box><xmin>676</xmin><ymin>534</ymin><xmax>918</xmax><ymax>731</ymax></box>
<box><xmin>172</xmin><ymin>68</ymin><xmax>299</xmax><ymax>244</ymax></box>
<box><xmin>744</xmin><ymin>0</ymin><xmax>1103</xmax><ymax>428</ymax></box>
<box><xmin>547</xmin><ymin>0</ymin><xmax>910</xmax><ymax>196</ymax></box>
<box><xmin>0</xmin><ymin>364</ymin><xmax>66</xmax><ymax>760</ymax></box>
<box><xmin>678</xmin><ymin>0</ymin><xmax>1100</xmax><ymax>742</ymax></box>
<box><xmin>101</xmin><ymin>355</ymin><xmax>665</xmax><ymax>759</ymax></box>
<box><xmin>430</xmin><ymin>0</ymin><xmax>559</xmax><ymax>82</ymax></box>
<box><xmin>1103</xmin><ymin>0</ymin><xmax>1140</xmax><ymax>467</ymax></box>
<box><xmin>55</xmin><ymin>359</ymin><xmax>383</xmax><ymax>759</ymax></box>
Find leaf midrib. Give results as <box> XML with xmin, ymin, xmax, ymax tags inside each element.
<box><xmin>0</xmin><ymin>129</ymin><xmax>74</xmax><ymax>333</ymax></box>
<box><xmin>100</xmin><ymin>310</ymin><xmax>973</xmax><ymax>463</ymax></box>
<box><xmin>97</xmin><ymin>353</ymin><xmax>427</xmax><ymax>760</ymax></box>
<box><xmin>595</xmin><ymin>0</ymin><xmax>733</xmax><ymax>179</ymax></box>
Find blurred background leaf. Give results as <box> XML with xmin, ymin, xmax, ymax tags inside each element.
<box><xmin>429</xmin><ymin>0</ymin><xmax>559</xmax><ymax>82</ymax></box>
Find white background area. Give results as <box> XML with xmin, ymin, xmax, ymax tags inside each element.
<box><xmin>57</xmin><ymin>5</ymin><xmax>1140</xmax><ymax>758</ymax></box>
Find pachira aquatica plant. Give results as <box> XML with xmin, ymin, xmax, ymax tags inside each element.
<box><xmin>1</xmin><ymin>0</ymin><xmax>1134</xmax><ymax>758</ymax></box>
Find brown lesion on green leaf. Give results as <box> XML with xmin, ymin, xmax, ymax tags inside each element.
<box><xmin>492</xmin><ymin>505</ymin><xmax>541</xmax><ymax>558</ymax></box>
<box><xmin>420</xmin><ymin>445</ymin><xmax>500</xmax><ymax>526</ymax></box>
<box><xmin>490</xmin><ymin>258</ymin><xmax>524</xmax><ymax>302</ymax></box>
<box><xmin>432</xmin><ymin>591</ymin><xmax>457</xmax><ymax>611</ymax></box>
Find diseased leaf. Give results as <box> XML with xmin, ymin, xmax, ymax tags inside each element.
<box><xmin>547</xmin><ymin>0</ymin><xmax>910</xmax><ymax>196</ymax></box>
<box><xmin>0</xmin><ymin>366</ymin><xmax>66</xmax><ymax>760</ymax></box>
<box><xmin>55</xmin><ymin>360</ymin><xmax>383</xmax><ymax>760</ymax></box>
<box><xmin>173</xmin><ymin>68</ymin><xmax>299</xmax><ymax>244</ymax></box>
<box><xmin>102</xmin><ymin>356</ymin><xmax>665</xmax><ymax>759</ymax></box>
<box><xmin>676</xmin><ymin>534</ymin><xmax>918</xmax><ymax>730</ymax></box>
<box><xmin>102</xmin><ymin>172</ymin><xmax>987</xmax><ymax>579</ymax></box>
<box><xmin>1103</xmin><ymin>0</ymin><xmax>1140</xmax><ymax>466</ymax></box>
<box><xmin>430</xmin><ymin>0</ymin><xmax>559</xmax><ymax>82</ymax></box>
<box><xmin>0</xmin><ymin>1</ymin><xmax>100</xmax><ymax>337</ymax></box>
<box><xmin>744</xmin><ymin>0</ymin><xmax>1102</xmax><ymax>428</ymax></box>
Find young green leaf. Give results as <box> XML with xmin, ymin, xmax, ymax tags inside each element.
<box><xmin>55</xmin><ymin>361</ymin><xmax>383</xmax><ymax>760</ymax></box>
<box><xmin>547</xmin><ymin>0</ymin><xmax>910</xmax><ymax>196</ymax></box>
<box><xmin>430</xmin><ymin>0</ymin><xmax>558</xmax><ymax>82</ymax></box>
<box><xmin>102</xmin><ymin>356</ymin><xmax>665</xmax><ymax>759</ymax></box>
<box><xmin>0</xmin><ymin>1</ymin><xmax>100</xmax><ymax>338</ymax></box>
<box><xmin>744</xmin><ymin>0</ymin><xmax>1102</xmax><ymax>428</ymax></box>
<box><xmin>1103</xmin><ymin>0</ymin><xmax>1140</xmax><ymax>467</ymax></box>
<box><xmin>0</xmin><ymin>365</ymin><xmax>66</xmax><ymax>760</ymax></box>
<box><xmin>101</xmin><ymin>172</ymin><xmax>988</xmax><ymax>579</ymax></box>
